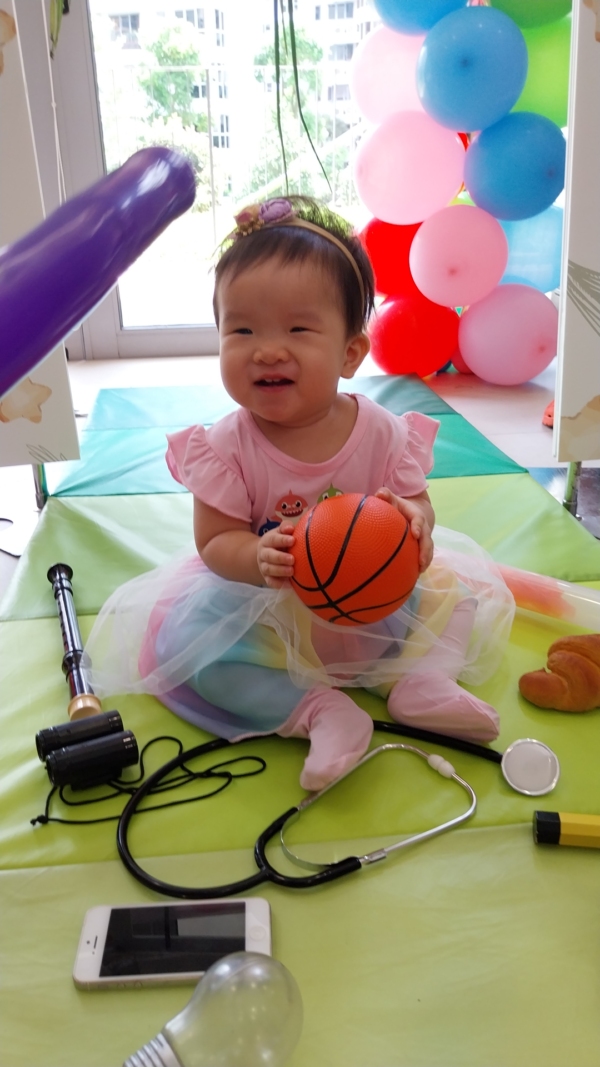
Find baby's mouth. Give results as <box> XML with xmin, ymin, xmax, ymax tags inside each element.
<box><xmin>255</xmin><ymin>377</ymin><xmax>294</xmax><ymax>387</ymax></box>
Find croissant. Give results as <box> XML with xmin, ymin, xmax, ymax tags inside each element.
<box><xmin>519</xmin><ymin>634</ymin><xmax>600</xmax><ymax>712</ymax></box>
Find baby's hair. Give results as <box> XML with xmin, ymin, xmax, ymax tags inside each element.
<box><xmin>213</xmin><ymin>196</ymin><xmax>375</xmax><ymax>337</ymax></box>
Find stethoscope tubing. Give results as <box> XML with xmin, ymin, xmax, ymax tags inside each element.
<box><xmin>116</xmin><ymin>721</ymin><xmax>500</xmax><ymax>899</ymax></box>
<box><xmin>117</xmin><ymin>736</ymin><xmax>268</xmax><ymax>899</ymax></box>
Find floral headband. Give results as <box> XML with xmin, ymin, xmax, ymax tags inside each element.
<box><xmin>231</xmin><ymin>198</ymin><xmax>366</xmax><ymax>307</ymax></box>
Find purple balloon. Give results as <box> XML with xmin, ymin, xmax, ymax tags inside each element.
<box><xmin>0</xmin><ymin>147</ymin><xmax>196</xmax><ymax>398</ymax></box>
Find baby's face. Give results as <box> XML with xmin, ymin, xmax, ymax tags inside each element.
<box><xmin>216</xmin><ymin>257</ymin><xmax>366</xmax><ymax>429</ymax></box>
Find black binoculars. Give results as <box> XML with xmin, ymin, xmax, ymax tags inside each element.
<box><xmin>36</xmin><ymin>711</ymin><xmax>139</xmax><ymax>790</ymax></box>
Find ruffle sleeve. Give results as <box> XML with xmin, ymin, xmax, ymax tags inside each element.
<box><xmin>166</xmin><ymin>425</ymin><xmax>252</xmax><ymax>522</ymax></box>
<box><xmin>386</xmin><ymin>411</ymin><xmax>440</xmax><ymax>498</ymax></box>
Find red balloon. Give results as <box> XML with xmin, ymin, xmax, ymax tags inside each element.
<box><xmin>359</xmin><ymin>217</ymin><xmax>421</xmax><ymax>298</ymax></box>
<box><xmin>369</xmin><ymin>293</ymin><xmax>460</xmax><ymax>378</ymax></box>
<box><xmin>451</xmin><ymin>346</ymin><xmax>474</xmax><ymax>374</ymax></box>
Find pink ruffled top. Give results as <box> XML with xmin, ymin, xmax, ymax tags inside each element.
<box><xmin>166</xmin><ymin>394</ymin><xmax>439</xmax><ymax>536</ymax></box>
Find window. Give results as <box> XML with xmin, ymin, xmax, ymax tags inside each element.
<box><xmin>214</xmin><ymin>8</ymin><xmax>224</xmax><ymax>44</ymax></box>
<box><xmin>213</xmin><ymin>114</ymin><xmax>229</xmax><ymax>148</ymax></box>
<box><xmin>45</xmin><ymin>0</ymin><xmax>369</xmax><ymax>354</ymax></box>
<box><xmin>315</xmin><ymin>5</ymin><xmax>321</xmax><ymax>19</ymax></box>
<box><xmin>215</xmin><ymin>8</ymin><xmax>225</xmax><ymax>45</ymax></box>
<box><xmin>328</xmin><ymin>3</ymin><xmax>354</xmax><ymax>17</ymax></box>
<box><xmin>327</xmin><ymin>83</ymin><xmax>351</xmax><ymax>101</ymax></box>
<box><xmin>176</xmin><ymin>8</ymin><xmax>205</xmax><ymax>28</ymax></box>
<box><xmin>109</xmin><ymin>13</ymin><xmax>140</xmax><ymax>47</ymax></box>
<box><xmin>217</xmin><ymin>68</ymin><xmax>228</xmax><ymax>99</ymax></box>
<box><xmin>328</xmin><ymin>43</ymin><xmax>354</xmax><ymax>61</ymax></box>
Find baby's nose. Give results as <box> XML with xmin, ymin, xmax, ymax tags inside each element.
<box><xmin>253</xmin><ymin>345</ymin><xmax>289</xmax><ymax>364</ymax></box>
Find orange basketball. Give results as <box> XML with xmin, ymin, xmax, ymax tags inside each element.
<box><xmin>290</xmin><ymin>493</ymin><xmax>420</xmax><ymax>627</ymax></box>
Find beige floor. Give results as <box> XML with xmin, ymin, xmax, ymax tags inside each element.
<box><xmin>0</xmin><ymin>352</ymin><xmax>578</xmax><ymax>598</ymax></box>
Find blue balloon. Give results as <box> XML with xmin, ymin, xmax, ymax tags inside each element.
<box><xmin>373</xmin><ymin>0</ymin><xmax>467</xmax><ymax>35</ymax></box>
<box><xmin>500</xmin><ymin>206</ymin><xmax>564</xmax><ymax>292</ymax></box>
<box><xmin>464</xmin><ymin>112</ymin><xmax>566</xmax><ymax>221</ymax></box>
<box><xmin>417</xmin><ymin>7</ymin><xmax>528</xmax><ymax>131</ymax></box>
<box><xmin>0</xmin><ymin>148</ymin><xmax>195</xmax><ymax>398</ymax></box>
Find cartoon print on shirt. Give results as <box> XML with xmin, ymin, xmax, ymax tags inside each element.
<box><xmin>258</xmin><ymin>490</ymin><xmax>309</xmax><ymax>537</ymax></box>
<box><xmin>273</xmin><ymin>491</ymin><xmax>308</xmax><ymax>523</ymax></box>
<box><xmin>317</xmin><ymin>482</ymin><xmax>344</xmax><ymax>503</ymax></box>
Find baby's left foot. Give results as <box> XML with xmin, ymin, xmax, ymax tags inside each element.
<box><xmin>388</xmin><ymin>669</ymin><xmax>499</xmax><ymax>742</ymax></box>
<box><xmin>300</xmin><ymin>747</ymin><xmax>366</xmax><ymax>793</ymax></box>
<box><xmin>278</xmin><ymin>685</ymin><xmax>373</xmax><ymax>792</ymax></box>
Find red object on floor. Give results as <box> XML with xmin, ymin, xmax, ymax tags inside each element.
<box><xmin>543</xmin><ymin>400</ymin><xmax>555</xmax><ymax>428</ymax></box>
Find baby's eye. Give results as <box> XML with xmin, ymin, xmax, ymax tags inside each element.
<box><xmin>234</xmin><ymin>327</ymin><xmax>253</xmax><ymax>335</ymax></box>
<box><xmin>290</xmin><ymin>326</ymin><xmax>308</xmax><ymax>333</ymax></box>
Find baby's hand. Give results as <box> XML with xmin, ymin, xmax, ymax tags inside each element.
<box><xmin>257</xmin><ymin>522</ymin><xmax>295</xmax><ymax>588</ymax></box>
<box><xmin>375</xmin><ymin>487</ymin><xmax>433</xmax><ymax>573</ymax></box>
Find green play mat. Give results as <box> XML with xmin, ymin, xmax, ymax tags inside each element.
<box><xmin>3</xmin><ymin>827</ymin><xmax>600</xmax><ymax>1067</ymax></box>
<box><xmin>2</xmin><ymin>374</ymin><xmax>600</xmax><ymax>1067</ymax></box>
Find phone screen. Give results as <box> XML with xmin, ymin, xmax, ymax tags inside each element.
<box><xmin>100</xmin><ymin>902</ymin><xmax>246</xmax><ymax>977</ymax></box>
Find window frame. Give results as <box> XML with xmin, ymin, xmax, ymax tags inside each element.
<box><xmin>36</xmin><ymin>0</ymin><xmax>219</xmax><ymax>359</ymax></box>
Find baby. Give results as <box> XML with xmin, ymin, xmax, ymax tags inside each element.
<box><xmin>88</xmin><ymin>197</ymin><xmax>514</xmax><ymax>790</ymax></box>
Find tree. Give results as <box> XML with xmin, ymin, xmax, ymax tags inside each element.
<box><xmin>139</xmin><ymin>24</ymin><xmax>207</xmax><ymax>131</ymax></box>
<box><xmin>249</xmin><ymin>28</ymin><xmax>333</xmax><ymax>198</ymax></box>
<box><xmin>254</xmin><ymin>28</ymin><xmax>323</xmax><ymax>122</ymax></box>
<box><xmin>246</xmin><ymin>28</ymin><xmax>360</xmax><ymax>205</ymax></box>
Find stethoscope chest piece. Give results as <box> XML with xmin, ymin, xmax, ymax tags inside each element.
<box><xmin>501</xmin><ymin>738</ymin><xmax>560</xmax><ymax>796</ymax></box>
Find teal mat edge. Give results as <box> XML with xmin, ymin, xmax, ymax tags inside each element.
<box><xmin>47</xmin><ymin>375</ymin><xmax>524</xmax><ymax>498</ymax></box>
<box><xmin>86</xmin><ymin>374</ymin><xmax>458</xmax><ymax>429</ymax></box>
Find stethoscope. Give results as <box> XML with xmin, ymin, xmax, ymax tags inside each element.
<box><xmin>117</xmin><ymin>720</ymin><xmax>560</xmax><ymax>899</ymax></box>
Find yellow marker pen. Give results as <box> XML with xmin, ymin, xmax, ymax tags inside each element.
<box><xmin>534</xmin><ymin>811</ymin><xmax>600</xmax><ymax>849</ymax></box>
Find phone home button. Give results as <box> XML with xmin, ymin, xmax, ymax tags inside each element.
<box><xmin>250</xmin><ymin>926</ymin><xmax>266</xmax><ymax>941</ymax></box>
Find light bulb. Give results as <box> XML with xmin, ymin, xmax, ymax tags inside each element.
<box><xmin>123</xmin><ymin>951</ymin><xmax>303</xmax><ymax>1067</ymax></box>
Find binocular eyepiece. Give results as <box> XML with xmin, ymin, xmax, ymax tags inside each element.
<box><xmin>36</xmin><ymin>712</ymin><xmax>139</xmax><ymax>790</ymax></box>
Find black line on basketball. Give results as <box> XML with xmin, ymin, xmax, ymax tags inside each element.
<box><xmin>332</xmin><ymin>518</ymin><xmax>411</xmax><ymax>607</ymax></box>
<box><xmin>320</xmin><ymin>584</ymin><xmax>417</xmax><ymax>625</ymax></box>
<box><xmin>306</xmin><ymin>580</ymin><xmax>415</xmax><ymax>624</ymax></box>
<box><xmin>296</xmin><ymin>513</ymin><xmax>411</xmax><ymax>604</ymax></box>
<box><xmin>293</xmin><ymin>500</ymin><xmax>415</xmax><ymax>627</ymax></box>
<box><xmin>296</xmin><ymin>496</ymin><xmax>369</xmax><ymax>616</ymax></box>
<box><xmin>306</xmin><ymin>494</ymin><xmax>368</xmax><ymax>592</ymax></box>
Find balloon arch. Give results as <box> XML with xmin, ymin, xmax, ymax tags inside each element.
<box><xmin>350</xmin><ymin>0</ymin><xmax>570</xmax><ymax>384</ymax></box>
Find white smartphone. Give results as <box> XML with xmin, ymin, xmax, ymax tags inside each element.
<box><xmin>73</xmin><ymin>898</ymin><xmax>271</xmax><ymax>990</ymax></box>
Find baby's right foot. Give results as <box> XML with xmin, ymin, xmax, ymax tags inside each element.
<box><xmin>388</xmin><ymin>669</ymin><xmax>499</xmax><ymax>742</ymax></box>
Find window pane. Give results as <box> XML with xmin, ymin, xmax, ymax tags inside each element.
<box><xmin>89</xmin><ymin>0</ymin><xmax>372</xmax><ymax>329</ymax></box>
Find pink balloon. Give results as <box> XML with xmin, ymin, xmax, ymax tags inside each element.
<box><xmin>354</xmin><ymin>111</ymin><xmax>465</xmax><ymax>225</ymax></box>
<box><xmin>350</xmin><ymin>27</ymin><xmax>425</xmax><ymax>125</ymax></box>
<box><xmin>458</xmin><ymin>284</ymin><xmax>558</xmax><ymax>385</ymax></box>
<box><xmin>409</xmin><ymin>205</ymin><xmax>508</xmax><ymax>308</ymax></box>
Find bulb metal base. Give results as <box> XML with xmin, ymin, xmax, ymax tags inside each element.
<box><xmin>123</xmin><ymin>1033</ymin><xmax>183</xmax><ymax>1067</ymax></box>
